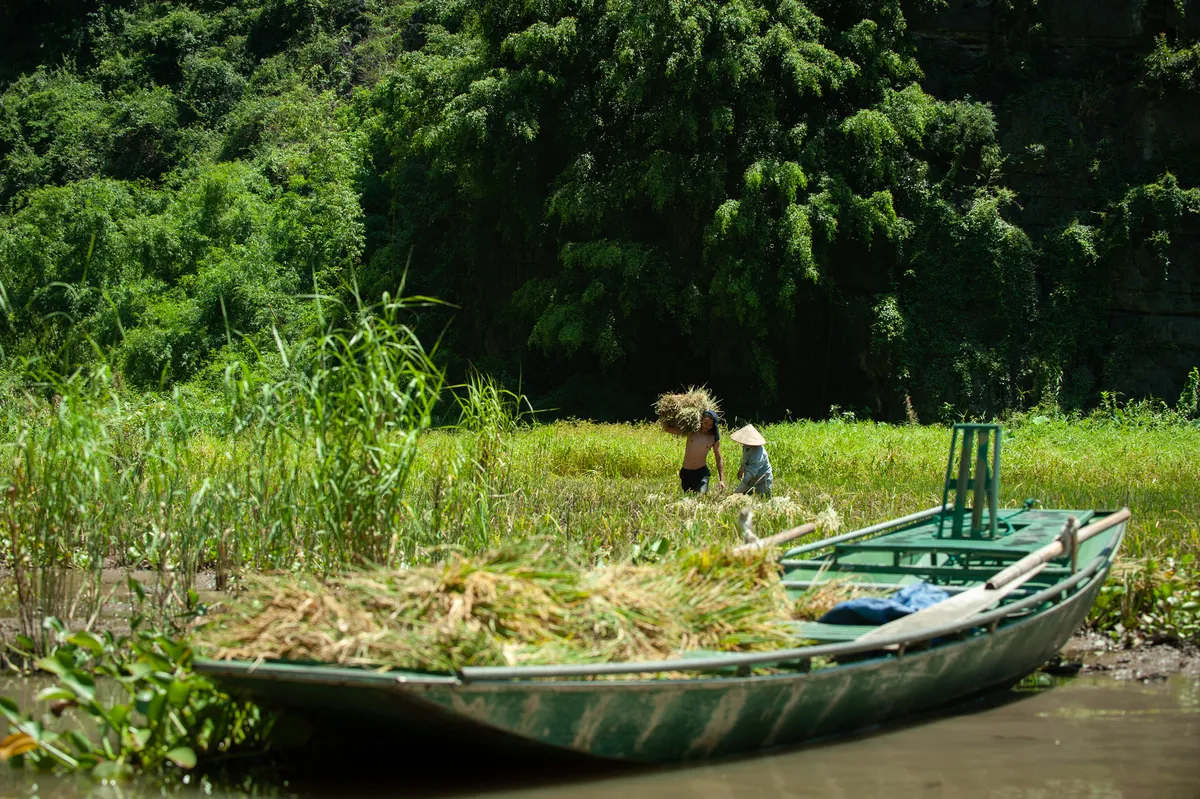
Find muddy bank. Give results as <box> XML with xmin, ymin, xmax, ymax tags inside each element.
<box><xmin>1054</xmin><ymin>631</ymin><xmax>1200</xmax><ymax>681</ymax></box>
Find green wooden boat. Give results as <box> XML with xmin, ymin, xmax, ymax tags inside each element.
<box><xmin>194</xmin><ymin>424</ymin><xmax>1130</xmax><ymax>763</ymax></box>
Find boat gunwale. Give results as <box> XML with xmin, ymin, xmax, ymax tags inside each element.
<box><xmin>192</xmin><ymin>509</ymin><xmax>1128</xmax><ymax>686</ymax></box>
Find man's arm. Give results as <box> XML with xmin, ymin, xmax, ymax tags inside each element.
<box><xmin>713</xmin><ymin>440</ymin><xmax>725</xmax><ymax>489</ymax></box>
<box><xmin>661</xmin><ymin>421</ymin><xmax>683</xmax><ymax>435</ymax></box>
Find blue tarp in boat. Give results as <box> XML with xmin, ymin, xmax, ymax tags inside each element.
<box><xmin>818</xmin><ymin>582</ymin><xmax>951</xmax><ymax>625</ymax></box>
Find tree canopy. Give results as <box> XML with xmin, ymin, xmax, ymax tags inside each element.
<box><xmin>370</xmin><ymin>0</ymin><xmax>1040</xmax><ymax>412</ymax></box>
<box><xmin>1</xmin><ymin>0</ymin><xmax>1198</xmax><ymax>420</ymax></box>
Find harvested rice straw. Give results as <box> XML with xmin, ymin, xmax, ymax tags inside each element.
<box><xmin>654</xmin><ymin>387</ymin><xmax>721</xmax><ymax>434</ymax></box>
<box><xmin>193</xmin><ymin>545</ymin><xmax>798</xmax><ymax>672</ymax></box>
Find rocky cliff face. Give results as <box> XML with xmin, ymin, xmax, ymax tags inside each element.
<box><xmin>911</xmin><ymin>0</ymin><xmax>1200</xmax><ymax>403</ymax></box>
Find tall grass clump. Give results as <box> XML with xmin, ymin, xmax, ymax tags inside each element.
<box><xmin>410</xmin><ymin>372</ymin><xmax>537</xmax><ymax>552</ymax></box>
<box><xmin>0</xmin><ymin>290</ymin><xmax>446</xmax><ymax>646</ymax></box>
<box><xmin>218</xmin><ymin>288</ymin><xmax>445</xmax><ymax>569</ymax></box>
<box><xmin>1</xmin><ymin>363</ymin><xmax>135</xmax><ymax>650</ymax></box>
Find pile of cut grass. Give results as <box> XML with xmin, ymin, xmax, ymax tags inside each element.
<box><xmin>654</xmin><ymin>387</ymin><xmax>721</xmax><ymax>434</ymax></box>
<box><xmin>193</xmin><ymin>544</ymin><xmax>799</xmax><ymax>672</ymax></box>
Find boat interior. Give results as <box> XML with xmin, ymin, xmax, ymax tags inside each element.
<box><xmin>778</xmin><ymin>424</ymin><xmax>1117</xmax><ymax>645</ymax></box>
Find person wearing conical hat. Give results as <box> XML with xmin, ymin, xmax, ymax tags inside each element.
<box><xmin>730</xmin><ymin>424</ymin><xmax>772</xmax><ymax>497</ymax></box>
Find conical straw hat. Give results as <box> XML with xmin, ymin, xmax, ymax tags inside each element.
<box><xmin>729</xmin><ymin>424</ymin><xmax>766</xmax><ymax>446</ymax></box>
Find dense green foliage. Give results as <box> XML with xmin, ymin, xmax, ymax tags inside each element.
<box><xmin>0</xmin><ymin>0</ymin><xmax>386</xmax><ymax>390</ymax></box>
<box><xmin>0</xmin><ymin>0</ymin><xmax>1198</xmax><ymax>420</ymax></box>
<box><xmin>1146</xmin><ymin>31</ymin><xmax>1200</xmax><ymax>95</ymax></box>
<box><xmin>0</xmin><ymin>617</ymin><xmax>280</xmax><ymax>781</ymax></box>
<box><xmin>368</xmin><ymin>0</ymin><xmax>1050</xmax><ymax>413</ymax></box>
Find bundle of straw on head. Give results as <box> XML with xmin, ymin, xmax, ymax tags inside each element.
<box><xmin>654</xmin><ymin>387</ymin><xmax>721</xmax><ymax>433</ymax></box>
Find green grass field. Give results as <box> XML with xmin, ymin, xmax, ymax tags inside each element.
<box><xmin>4</xmin><ymin>411</ymin><xmax>1198</xmax><ymax>579</ymax></box>
<box><xmin>432</xmin><ymin>418</ymin><xmax>1200</xmax><ymax>559</ymax></box>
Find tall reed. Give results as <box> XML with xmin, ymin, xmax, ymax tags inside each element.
<box><xmin>0</xmin><ymin>290</ymin><xmax>446</xmax><ymax>644</ymax></box>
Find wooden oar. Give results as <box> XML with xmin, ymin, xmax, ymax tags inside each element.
<box><xmin>855</xmin><ymin>507</ymin><xmax>1131</xmax><ymax>642</ymax></box>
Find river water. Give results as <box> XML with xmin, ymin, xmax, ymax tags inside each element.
<box><xmin>0</xmin><ymin>674</ymin><xmax>1196</xmax><ymax>798</ymax></box>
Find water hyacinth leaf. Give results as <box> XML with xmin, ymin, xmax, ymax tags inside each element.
<box><xmin>67</xmin><ymin>632</ymin><xmax>104</xmax><ymax>656</ymax></box>
<box><xmin>122</xmin><ymin>663</ymin><xmax>152</xmax><ymax>682</ymax></box>
<box><xmin>145</xmin><ymin>692</ymin><xmax>167</xmax><ymax>725</ymax></box>
<box><xmin>108</xmin><ymin>704</ymin><xmax>129</xmax><ymax>730</ymax></box>
<box><xmin>36</xmin><ymin>657</ymin><xmax>66</xmax><ymax>677</ymax></box>
<box><xmin>60</xmin><ymin>671</ymin><xmax>96</xmax><ymax>703</ymax></box>
<box><xmin>121</xmin><ymin>727</ymin><xmax>151</xmax><ymax>752</ymax></box>
<box><xmin>165</xmin><ymin>746</ymin><xmax>197</xmax><ymax>769</ymax></box>
<box><xmin>166</xmin><ymin>679</ymin><xmax>191</xmax><ymax>708</ymax></box>
<box><xmin>92</xmin><ymin>760</ymin><xmax>126</xmax><ymax>781</ymax></box>
<box><xmin>0</xmin><ymin>697</ymin><xmax>21</xmax><ymax>724</ymax></box>
<box><xmin>35</xmin><ymin>688</ymin><xmax>75</xmax><ymax>704</ymax></box>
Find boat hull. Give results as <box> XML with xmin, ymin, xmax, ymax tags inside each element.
<box><xmin>196</xmin><ymin>532</ymin><xmax>1117</xmax><ymax>763</ymax></box>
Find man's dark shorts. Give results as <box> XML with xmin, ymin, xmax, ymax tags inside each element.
<box><xmin>679</xmin><ymin>465</ymin><xmax>710</xmax><ymax>494</ymax></box>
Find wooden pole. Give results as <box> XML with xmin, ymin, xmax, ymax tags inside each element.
<box><xmin>733</xmin><ymin>522</ymin><xmax>817</xmax><ymax>554</ymax></box>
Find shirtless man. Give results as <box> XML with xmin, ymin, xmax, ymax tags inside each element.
<box><xmin>662</xmin><ymin>410</ymin><xmax>725</xmax><ymax>494</ymax></box>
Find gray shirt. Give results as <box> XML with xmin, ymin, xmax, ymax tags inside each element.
<box><xmin>740</xmin><ymin>445</ymin><xmax>771</xmax><ymax>478</ymax></box>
